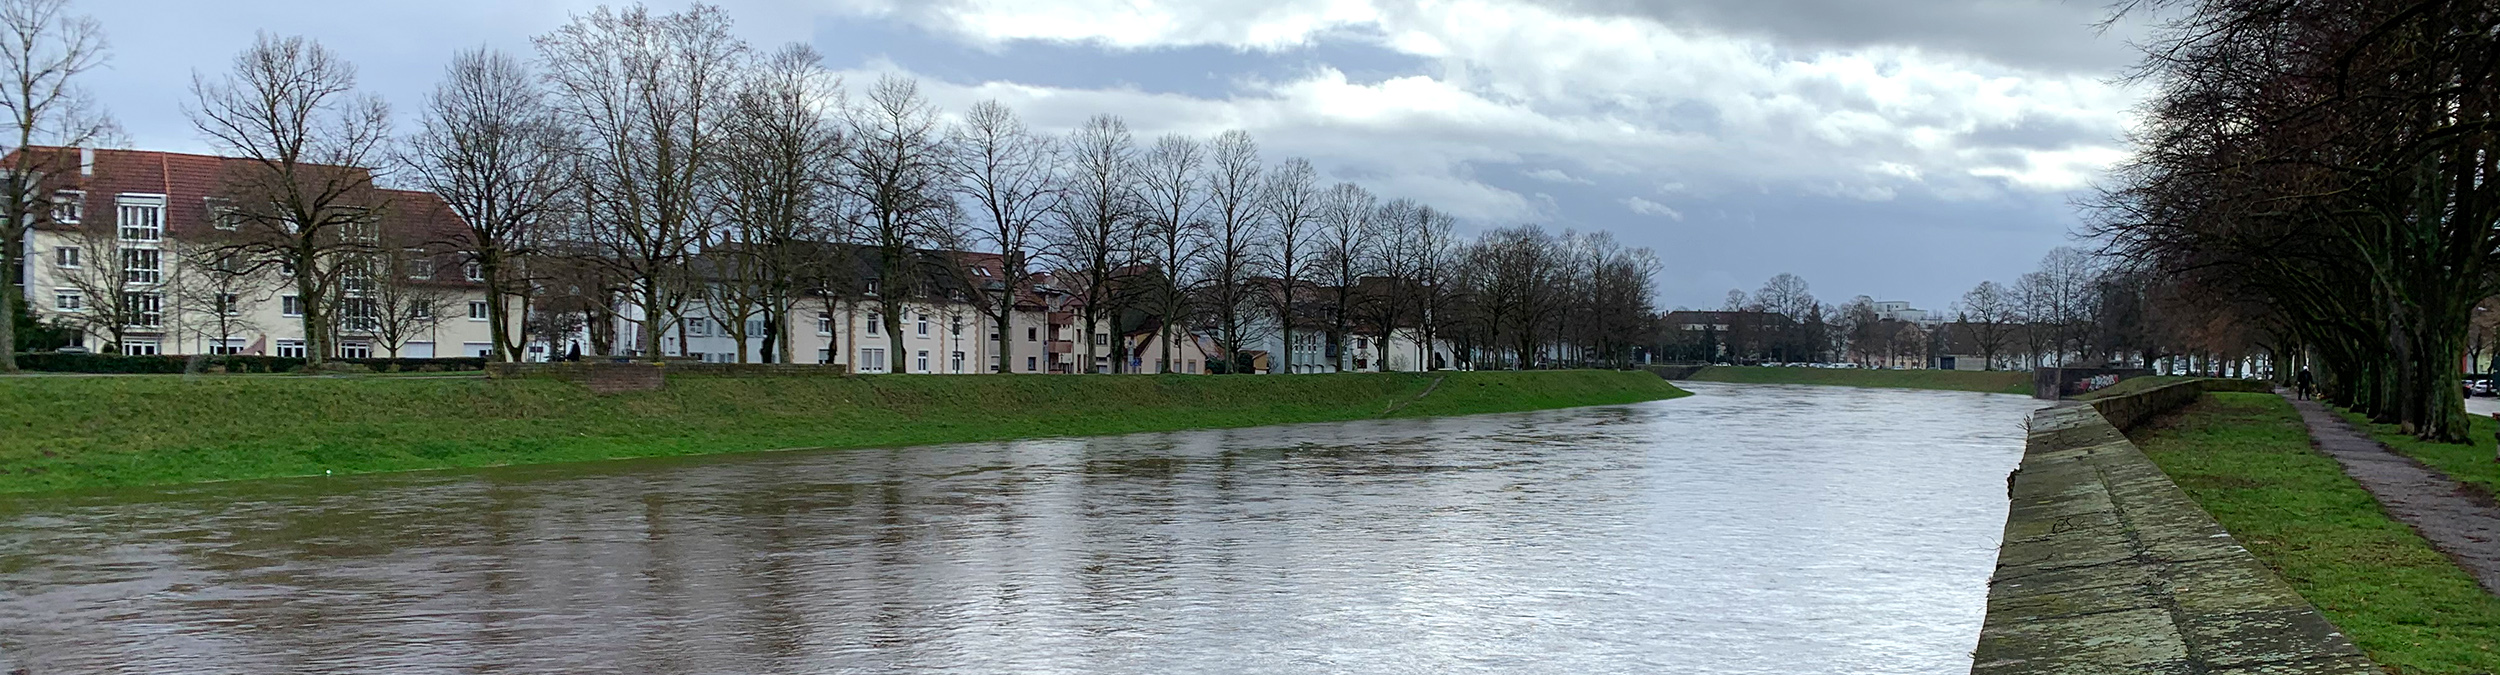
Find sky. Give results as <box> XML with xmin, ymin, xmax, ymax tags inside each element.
<box><xmin>81</xmin><ymin>0</ymin><xmax>2151</xmax><ymax>312</ymax></box>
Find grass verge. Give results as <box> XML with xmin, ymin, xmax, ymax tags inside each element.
<box><xmin>2134</xmin><ymin>393</ymin><xmax>2500</xmax><ymax>673</ymax></box>
<box><xmin>0</xmin><ymin>369</ymin><xmax>1686</xmax><ymax>494</ymax></box>
<box><xmin>1678</xmin><ymin>365</ymin><xmax>2031</xmax><ymax>394</ymax></box>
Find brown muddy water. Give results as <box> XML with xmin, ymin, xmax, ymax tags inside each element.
<box><xmin>0</xmin><ymin>382</ymin><xmax>2039</xmax><ymax>674</ymax></box>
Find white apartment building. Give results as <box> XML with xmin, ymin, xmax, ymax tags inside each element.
<box><xmin>11</xmin><ymin>148</ymin><xmax>508</xmax><ymax>358</ymax></box>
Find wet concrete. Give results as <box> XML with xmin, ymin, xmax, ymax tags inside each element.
<box><xmin>1970</xmin><ymin>400</ymin><xmax>2377</xmax><ymax>674</ymax></box>
<box><xmin>2286</xmin><ymin>396</ymin><xmax>2500</xmax><ymax>595</ymax></box>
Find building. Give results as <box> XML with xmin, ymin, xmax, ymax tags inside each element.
<box><xmin>10</xmin><ymin>147</ymin><xmax>507</xmax><ymax>358</ymax></box>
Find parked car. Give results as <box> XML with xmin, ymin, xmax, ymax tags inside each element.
<box><xmin>2471</xmin><ymin>377</ymin><xmax>2496</xmax><ymax>397</ymax></box>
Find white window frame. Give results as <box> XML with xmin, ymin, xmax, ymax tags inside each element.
<box><xmin>915</xmin><ymin>350</ymin><xmax>929</xmax><ymax>373</ymax></box>
<box><xmin>209</xmin><ymin>338</ymin><xmax>247</xmax><ymax>356</ymax></box>
<box><xmin>53</xmin><ymin>245</ymin><xmax>79</xmax><ymax>269</ymax></box>
<box><xmin>463</xmin><ymin>261</ymin><xmax>484</xmax><ymax>282</ymax></box>
<box><xmin>121</xmin><ymin>248</ymin><xmax>160</xmax><ymax>285</ymax></box>
<box><xmin>816</xmin><ymin>313</ymin><xmax>831</xmax><ymax>336</ymax></box>
<box><xmin>115</xmin><ymin>194</ymin><xmax>164</xmax><ymax>242</ymax></box>
<box><xmin>866</xmin><ymin>312</ymin><xmax>882</xmax><ymax>336</ymax></box>
<box><xmin>405</xmin><ymin>250</ymin><xmax>433</xmax><ymax>280</ymax></box>
<box><xmin>121</xmin><ymin>339</ymin><xmax>160</xmax><ymax>356</ymax></box>
<box><xmin>51</xmin><ymin>190</ymin><xmax>82</xmax><ymax>224</ymax></box>
<box><xmin>468</xmin><ymin>301</ymin><xmax>490</xmax><ymax>321</ymax></box>
<box><xmin>205</xmin><ymin>197</ymin><xmax>239</xmax><ymax>231</ymax></box>
<box><xmin>276</xmin><ymin>340</ymin><xmax>307</xmax><ymax>359</ymax></box>
<box><xmin>916</xmin><ymin>313</ymin><xmax>929</xmax><ymax>336</ymax></box>
<box><xmin>858</xmin><ymin>347</ymin><xmax>887</xmax><ymax>373</ymax></box>
<box><xmin>339</xmin><ymin>341</ymin><xmax>372</xmax><ymax>359</ymax></box>
<box><xmin>282</xmin><ymin>295</ymin><xmax>304</xmax><ymax>318</ymax></box>
<box><xmin>215</xmin><ymin>292</ymin><xmax>240</xmax><ymax>317</ymax></box>
<box><xmin>52</xmin><ymin>288</ymin><xmax>82</xmax><ymax>312</ymax></box>
<box><xmin>123</xmin><ymin>291</ymin><xmax>162</xmax><ymax>328</ymax></box>
<box><xmin>949</xmin><ymin>350</ymin><xmax>964</xmax><ymax>373</ymax></box>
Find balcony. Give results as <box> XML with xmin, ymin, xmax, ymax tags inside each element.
<box><xmin>1045</xmin><ymin>339</ymin><xmax>1074</xmax><ymax>354</ymax></box>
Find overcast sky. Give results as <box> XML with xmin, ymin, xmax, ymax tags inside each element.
<box><xmin>83</xmin><ymin>0</ymin><xmax>2148</xmax><ymax>311</ymax></box>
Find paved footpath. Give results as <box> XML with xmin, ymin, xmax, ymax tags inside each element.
<box><xmin>2285</xmin><ymin>395</ymin><xmax>2500</xmax><ymax>596</ymax></box>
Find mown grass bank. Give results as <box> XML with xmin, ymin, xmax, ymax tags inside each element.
<box><xmin>0</xmin><ymin>369</ymin><xmax>1686</xmax><ymax>494</ymax></box>
<box><xmin>1676</xmin><ymin>365</ymin><xmax>2032</xmax><ymax>394</ymax></box>
<box><xmin>2134</xmin><ymin>393</ymin><xmax>2500</xmax><ymax>673</ymax></box>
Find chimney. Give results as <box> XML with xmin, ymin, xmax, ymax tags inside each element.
<box><xmin>78</xmin><ymin>147</ymin><xmax>92</xmax><ymax>176</ymax></box>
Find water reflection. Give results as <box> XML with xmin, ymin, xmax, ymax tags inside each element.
<box><xmin>0</xmin><ymin>382</ymin><xmax>2037</xmax><ymax>674</ymax></box>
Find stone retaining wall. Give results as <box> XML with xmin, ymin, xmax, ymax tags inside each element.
<box><xmin>1970</xmin><ymin>382</ymin><xmax>2374</xmax><ymax>674</ymax></box>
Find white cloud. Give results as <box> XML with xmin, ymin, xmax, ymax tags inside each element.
<box><xmin>1623</xmin><ymin>196</ymin><xmax>1686</xmax><ymax>220</ymax></box>
<box><xmin>1523</xmin><ymin>168</ymin><xmax>1593</xmax><ymax>184</ymax></box>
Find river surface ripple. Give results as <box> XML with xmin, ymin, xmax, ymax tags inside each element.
<box><xmin>0</xmin><ymin>382</ymin><xmax>2040</xmax><ymax>674</ymax></box>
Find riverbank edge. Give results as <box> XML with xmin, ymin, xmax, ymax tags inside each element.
<box><xmin>1969</xmin><ymin>381</ymin><xmax>2376</xmax><ymax>674</ymax></box>
<box><xmin>0</xmin><ymin>369</ymin><xmax>1687</xmax><ymax>495</ymax></box>
<box><xmin>1657</xmin><ymin>365</ymin><xmax>2032</xmax><ymax>394</ymax></box>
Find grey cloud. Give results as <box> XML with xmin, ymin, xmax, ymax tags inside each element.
<box><xmin>1546</xmin><ymin>0</ymin><xmax>2149</xmax><ymax>73</ymax></box>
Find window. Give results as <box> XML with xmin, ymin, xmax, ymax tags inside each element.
<box><xmin>51</xmin><ymin>190</ymin><xmax>81</xmax><ymax>223</ymax></box>
<box><xmin>276</xmin><ymin>340</ymin><xmax>307</xmax><ymax>358</ymax></box>
<box><xmin>123</xmin><ymin>292</ymin><xmax>161</xmax><ymax>327</ymax></box>
<box><xmin>340</xmin><ymin>297</ymin><xmax>378</xmax><ymax>333</ymax></box>
<box><xmin>864</xmin><ymin>279</ymin><xmax>880</xmax><ymax>295</ymax></box>
<box><xmin>916</xmin><ymin>313</ymin><xmax>929</xmax><ymax>336</ymax></box>
<box><xmin>1094</xmin><ymin>332</ymin><xmax>1107</xmax><ymax>346</ymax></box>
<box><xmin>816</xmin><ymin>313</ymin><xmax>831</xmax><ymax>335</ymax></box>
<box><xmin>949</xmin><ymin>351</ymin><xmax>964</xmax><ymax>373</ymax></box>
<box><xmin>121</xmin><ymin>248</ymin><xmax>160</xmax><ymax>284</ymax></box>
<box><xmin>405</xmin><ymin>251</ymin><xmax>433</xmax><ymax>279</ymax></box>
<box><xmin>686</xmin><ymin>317</ymin><xmax>710</xmax><ymax>337</ymax></box>
<box><xmin>121</xmin><ymin>339</ymin><xmax>159</xmax><ymax>356</ymax></box>
<box><xmin>54</xmin><ymin>246</ymin><xmax>79</xmax><ymax>269</ymax></box>
<box><xmin>282</xmin><ymin>295</ymin><xmax>303</xmax><ymax>317</ymax></box>
<box><xmin>746</xmin><ymin>318</ymin><xmax>766</xmax><ymax>336</ymax></box>
<box><xmin>52</xmin><ymin>289</ymin><xmax>81</xmax><ymax>312</ymax></box>
<box><xmin>915</xmin><ymin>350</ymin><xmax>929</xmax><ymax>373</ymax></box>
<box><xmin>340</xmin><ymin>342</ymin><xmax>372</xmax><ymax>359</ymax></box>
<box><xmin>859</xmin><ymin>347</ymin><xmax>886</xmax><ymax>372</ymax></box>
<box><xmin>410</xmin><ymin>303</ymin><xmax>433</xmax><ymax>320</ymax></box>
<box><xmin>341</xmin><ymin>262</ymin><xmax>371</xmax><ymax>294</ymax></box>
<box><xmin>463</xmin><ymin>261</ymin><xmax>483</xmax><ymax>282</ymax></box>
<box><xmin>205</xmin><ymin>197</ymin><xmax>239</xmax><ymax>230</ymax></box>
<box><xmin>116</xmin><ymin>196</ymin><xmax>163</xmax><ymax>241</ymax></box>
<box><xmin>817</xmin><ymin>348</ymin><xmax>831</xmax><ymax>364</ymax></box>
<box><xmin>468</xmin><ymin>301</ymin><xmax>489</xmax><ymax>321</ymax></box>
<box><xmin>1027</xmin><ymin>327</ymin><xmax>1037</xmax><ymax>342</ymax></box>
<box><xmin>209</xmin><ymin>339</ymin><xmax>245</xmax><ymax>355</ymax></box>
<box><xmin>866</xmin><ymin>313</ymin><xmax>882</xmax><ymax>335</ymax></box>
<box><xmin>1189</xmin><ymin>360</ymin><xmax>1200</xmax><ymax>374</ymax></box>
<box><xmin>1026</xmin><ymin>356</ymin><xmax>1037</xmax><ymax>372</ymax></box>
<box><xmin>950</xmin><ymin>316</ymin><xmax>963</xmax><ymax>336</ymax></box>
<box><xmin>280</xmin><ymin>257</ymin><xmax>296</xmax><ymax>276</ymax></box>
<box><xmin>215</xmin><ymin>293</ymin><xmax>240</xmax><ymax>317</ymax></box>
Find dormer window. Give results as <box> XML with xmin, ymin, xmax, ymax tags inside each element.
<box><xmin>51</xmin><ymin>191</ymin><xmax>82</xmax><ymax>224</ymax></box>
<box><xmin>205</xmin><ymin>197</ymin><xmax>239</xmax><ymax>230</ymax></box>
<box><xmin>115</xmin><ymin>195</ymin><xmax>164</xmax><ymax>242</ymax></box>
<box><xmin>464</xmin><ymin>261</ymin><xmax>484</xmax><ymax>282</ymax></box>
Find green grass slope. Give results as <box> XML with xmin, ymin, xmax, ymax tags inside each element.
<box><xmin>0</xmin><ymin>369</ymin><xmax>1686</xmax><ymax>493</ymax></box>
<box><xmin>2136</xmin><ymin>393</ymin><xmax>2500</xmax><ymax>673</ymax></box>
<box><xmin>2339</xmin><ymin>410</ymin><xmax>2500</xmax><ymax>499</ymax></box>
<box><xmin>1678</xmin><ymin>366</ymin><xmax>2032</xmax><ymax>394</ymax></box>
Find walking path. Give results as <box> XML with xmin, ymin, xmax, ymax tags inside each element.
<box><xmin>2284</xmin><ymin>395</ymin><xmax>2500</xmax><ymax>596</ymax></box>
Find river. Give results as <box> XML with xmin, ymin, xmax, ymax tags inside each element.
<box><xmin>0</xmin><ymin>382</ymin><xmax>2039</xmax><ymax>674</ymax></box>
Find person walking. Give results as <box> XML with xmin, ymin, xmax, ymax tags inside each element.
<box><xmin>2295</xmin><ymin>368</ymin><xmax>2315</xmax><ymax>400</ymax></box>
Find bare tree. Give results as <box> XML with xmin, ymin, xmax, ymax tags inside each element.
<box><xmin>836</xmin><ymin>75</ymin><xmax>957</xmax><ymax>374</ymax></box>
<box><xmin>949</xmin><ymin>99</ymin><xmax>1057</xmax><ymax>374</ymax></box>
<box><xmin>1955</xmin><ymin>280</ymin><xmax>2019</xmax><ymax>369</ymax></box>
<box><xmin>1134</xmin><ymin>133</ymin><xmax>1204</xmax><ymax>374</ymax></box>
<box><xmin>1353</xmin><ymin>197</ymin><xmax>1420</xmax><ymax>370</ymax></box>
<box><xmin>1408</xmin><ymin>205</ymin><xmax>1456</xmax><ymax>370</ymax></box>
<box><xmin>401</xmin><ymin>47</ymin><xmax>576</xmax><ymax>363</ymax></box>
<box><xmin>536</xmin><ymin>3</ymin><xmax>745</xmax><ymax>360</ymax></box>
<box><xmin>0</xmin><ymin>0</ymin><xmax>112</xmax><ymax>370</ymax></box>
<box><xmin>170</xmin><ymin>243</ymin><xmax>264</xmax><ymax>356</ymax></box>
<box><xmin>189</xmin><ymin>33</ymin><xmax>392</xmax><ymax>367</ymax></box>
<box><xmin>1257</xmin><ymin>156</ymin><xmax>1318</xmax><ymax>374</ymax></box>
<box><xmin>1048</xmin><ymin>114</ymin><xmax>1139</xmax><ymax>375</ymax></box>
<box><xmin>49</xmin><ymin>208</ymin><xmax>159</xmax><ymax>352</ymax></box>
<box><xmin>714</xmin><ymin>43</ymin><xmax>843</xmax><ymax>364</ymax></box>
<box><xmin>1312</xmin><ymin>181</ymin><xmax>1374</xmax><ymax>372</ymax></box>
<box><xmin>363</xmin><ymin>246</ymin><xmax>456</xmax><ymax>359</ymax></box>
<box><xmin>1200</xmin><ymin>129</ymin><xmax>1266</xmax><ymax>372</ymax></box>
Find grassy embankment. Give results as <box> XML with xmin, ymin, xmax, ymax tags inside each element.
<box><xmin>0</xmin><ymin>369</ymin><xmax>1686</xmax><ymax>494</ymax></box>
<box><xmin>2068</xmin><ymin>375</ymin><xmax>2197</xmax><ymax>401</ymax></box>
<box><xmin>2133</xmin><ymin>393</ymin><xmax>2500</xmax><ymax>673</ymax></box>
<box><xmin>1677</xmin><ymin>365</ymin><xmax>2032</xmax><ymax>394</ymax></box>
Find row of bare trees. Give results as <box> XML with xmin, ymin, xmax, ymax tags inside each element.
<box><xmin>2089</xmin><ymin>0</ymin><xmax>2500</xmax><ymax>441</ymax></box>
<box><xmin>2</xmin><ymin>1</ymin><xmax>1667</xmax><ymax>373</ymax></box>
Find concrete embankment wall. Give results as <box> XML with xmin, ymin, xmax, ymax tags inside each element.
<box><xmin>1970</xmin><ymin>381</ymin><xmax>2375</xmax><ymax>674</ymax></box>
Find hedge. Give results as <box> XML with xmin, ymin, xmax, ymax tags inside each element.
<box><xmin>11</xmin><ymin>353</ymin><xmax>487</xmax><ymax>374</ymax></box>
